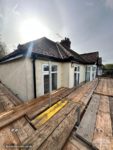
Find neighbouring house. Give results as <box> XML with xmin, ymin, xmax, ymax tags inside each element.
<box><xmin>0</xmin><ymin>37</ymin><xmax>102</xmax><ymax>101</ymax></box>
<box><xmin>80</xmin><ymin>52</ymin><xmax>102</xmax><ymax>80</ymax></box>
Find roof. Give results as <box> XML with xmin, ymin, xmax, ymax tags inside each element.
<box><xmin>0</xmin><ymin>37</ymin><xmax>86</xmax><ymax>64</ymax></box>
<box><xmin>80</xmin><ymin>52</ymin><xmax>99</xmax><ymax>64</ymax></box>
<box><xmin>0</xmin><ymin>37</ymin><xmax>101</xmax><ymax>65</ymax></box>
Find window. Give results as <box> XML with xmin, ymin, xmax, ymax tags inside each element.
<box><xmin>51</xmin><ymin>65</ymin><xmax>57</xmax><ymax>91</ymax></box>
<box><xmin>43</xmin><ymin>64</ymin><xmax>49</xmax><ymax>75</ymax></box>
<box><xmin>86</xmin><ymin>66</ymin><xmax>91</xmax><ymax>81</ymax></box>
<box><xmin>74</xmin><ymin>66</ymin><xmax>80</xmax><ymax>72</ymax></box>
<box><xmin>78</xmin><ymin>66</ymin><xmax>80</xmax><ymax>72</ymax></box>
<box><xmin>87</xmin><ymin>67</ymin><xmax>90</xmax><ymax>72</ymax></box>
<box><xmin>92</xmin><ymin>66</ymin><xmax>96</xmax><ymax>80</ymax></box>
<box><xmin>44</xmin><ymin>75</ymin><xmax>49</xmax><ymax>94</ymax></box>
<box><xmin>92</xmin><ymin>66</ymin><xmax>96</xmax><ymax>72</ymax></box>
<box><xmin>52</xmin><ymin>65</ymin><xmax>57</xmax><ymax>72</ymax></box>
<box><xmin>74</xmin><ymin>66</ymin><xmax>80</xmax><ymax>86</ymax></box>
<box><xmin>74</xmin><ymin>67</ymin><xmax>77</xmax><ymax>71</ymax></box>
<box><xmin>86</xmin><ymin>66</ymin><xmax>96</xmax><ymax>81</ymax></box>
<box><xmin>52</xmin><ymin>73</ymin><xmax>57</xmax><ymax>90</ymax></box>
<box><xmin>86</xmin><ymin>72</ymin><xmax>90</xmax><ymax>81</ymax></box>
<box><xmin>43</xmin><ymin>65</ymin><xmax>49</xmax><ymax>71</ymax></box>
<box><xmin>43</xmin><ymin>64</ymin><xmax>57</xmax><ymax>94</ymax></box>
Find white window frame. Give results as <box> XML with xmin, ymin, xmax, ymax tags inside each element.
<box><xmin>74</xmin><ymin>66</ymin><xmax>80</xmax><ymax>86</ymax></box>
<box><xmin>42</xmin><ymin>64</ymin><xmax>49</xmax><ymax>75</ymax></box>
<box><xmin>86</xmin><ymin>65</ymin><xmax>96</xmax><ymax>81</ymax></box>
<box><xmin>51</xmin><ymin>65</ymin><xmax>57</xmax><ymax>74</ymax></box>
<box><xmin>42</xmin><ymin>64</ymin><xmax>58</xmax><ymax>94</ymax></box>
<box><xmin>92</xmin><ymin>66</ymin><xmax>96</xmax><ymax>80</ymax></box>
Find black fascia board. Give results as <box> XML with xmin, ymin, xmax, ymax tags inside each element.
<box><xmin>30</xmin><ymin>53</ymin><xmax>71</xmax><ymax>62</ymax></box>
<box><xmin>0</xmin><ymin>50</ymin><xmax>94</xmax><ymax>65</ymax></box>
<box><xmin>0</xmin><ymin>49</ymin><xmax>27</xmax><ymax>63</ymax></box>
<box><xmin>30</xmin><ymin>53</ymin><xmax>86</xmax><ymax>64</ymax></box>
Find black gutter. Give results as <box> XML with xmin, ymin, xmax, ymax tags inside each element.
<box><xmin>31</xmin><ymin>53</ymin><xmax>87</xmax><ymax>64</ymax></box>
<box><xmin>32</xmin><ymin>58</ymin><xmax>37</xmax><ymax>98</ymax></box>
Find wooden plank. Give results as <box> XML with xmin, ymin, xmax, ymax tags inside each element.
<box><xmin>94</xmin><ymin>91</ymin><xmax>113</xmax><ymax>97</ymax></box>
<box><xmin>0</xmin><ymin>82</ymin><xmax>22</xmax><ymax>115</ymax></box>
<box><xmin>109</xmin><ymin>97</ymin><xmax>113</xmax><ymax>133</ymax></box>
<box><xmin>12</xmin><ymin>117</ymin><xmax>35</xmax><ymax>143</ymax></box>
<box><xmin>32</xmin><ymin>100</ymin><xmax>68</xmax><ymax>128</ymax></box>
<box><xmin>0</xmin><ymin>125</ymin><xmax>21</xmax><ymax>150</ymax></box>
<box><xmin>38</xmin><ymin>106</ymin><xmax>77</xmax><ymax>150</ymax></box>
<box><xmin>99</xmin><ymin>95</ymin><xmax>110</xmax><ymax>113</ymax></box>
<box><xmin>62</xmin><ymin>81</ymin><xmax>99</xmax><ymax>150</ymax></box>
<box><xmin>27</xmin><ymin>88</ymin><xmax>70</xmax><ymax>119</ymax></box>
<box><xmin>0</xmin><ymin>83</ymin><xmax>22</xmax><ymax>105</ymax></box>
<box><xmin>0</xmin><ymin>83</ymin><xmax>85</xmax><ymax>129</ymax></box>
<box><xmin>22</xmin><ymin>101</ymin><xmax>77</xmax><ymax>150</ymax></box>
<box><xmin>0</xmin><ymin>102</ymin><xmax>5</xmax><ymax>113</ymax></box>
<box><xmin>110</xmin><ymin>138</ymin><xmax>113</xmax><ymax>150</ymax></box>
<box><xmin>0</xmin><ymin>79</ymin><xmax>98</xmax><ymax>149</ymax></box>
<box><xmin>63</xmin><ymin>135</ymin><xmax>91</xmax><ymax>150</ymax></box>
<box><xmin>95</xmin><ymin>78</ymin><xmax>113</xmax><ymax>97</ymax></box>
<box><xmin>0</xmin><ymin>94</ymin><xmax>62</xmax><ymax>128</ymax></box>
<box><xmin>81</xmin><ymin>80</ymin><xmax>98</xmax><ymax>106</ymax></box>
<box><xmin>25</xmin><ymin>87</ymin><xmax>73</xmax><ymax>120</ymax></box>
<box><xmin>92</xmin><ymin>96</ymin><xmax>112</xmax><ymax>150</ymax></box>
<box><xmin>0</xmin><ymin>117</ymin><xmax>35</xmax><ymax>149</ymax></box>
<box><xmin>0</xmin><ymin>88</ymin><xmax>71</xmax><ymax>129</ymax></box>
<box><xmin>70</xmin><ymin>79</ymin><xmax>98</xmax><ymax>104</ymax></box>
<box><xmin>25</xmin><ymin>79</ymin><xmax>97</xmax><ymax>149</ymax></box>
<box><xmin>0</xmin><ymin>95</ymin><xmax>14</xmax><ymax>110</ymax></box>
<box><xmin>76</xmin><ymin>94</ymin><xmax>100</xmax><ymax>143</ymax></box>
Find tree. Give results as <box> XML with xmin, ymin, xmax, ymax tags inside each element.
<box><xmin>104</xmin><ymin>64</ymin><xmax>113</xmax><ymax>69</ymax></box>
<box><xmin>0</xmin><ymin>41</ymin><xmax>7</xmax><ymax>58</ymax></box>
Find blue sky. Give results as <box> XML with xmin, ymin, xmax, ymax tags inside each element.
<box><xmin>0</xmin><ymin>0</ymin><xmax>113</xmax><ymax>63</ymax></box>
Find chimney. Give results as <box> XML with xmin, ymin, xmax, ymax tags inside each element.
<box><xmin>60</xmin><ymin>37</ymin><xmax>71</xmax><ymax>49</ymax></box>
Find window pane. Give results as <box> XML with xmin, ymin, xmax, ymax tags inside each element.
<box><xmin>74</xmin><ymin>67</ymin><xmax>77</xmax><ymax>71</ymax></box>
<box><xmin>52</xmin><ymin>73</ymin><xmax>57</xmax><ymax>90</ymax></box>
<box><xmin>43</xmin><ymin>65</ymin><xmax>49</xmax><ymax>71</ymax></box>
<box><xmin>92</xmin><ymin>67</ymin><xmax>96</xmax><ymax>71</ymax></box>
<box><xmin>78</xmin><ymin>66</ymin><xmax>80</xmax><ymax>71</ymax></box>
<box><xmin>74</xmin><ymin>73</ymin><xmax>79</xmax><ymax>86</ymax></box>
<box><xmin>92</xmin><ymin>72</ymin><xmax>95</xmax><ymax>80</ymax></box>
<box><xmin>44</xmin><ymin>75</ymin><xmax>49</xmax><ymax>94</ymax></box>
<box><xmin>52</xmin><ymin>65</ymin><xmax>57</xmax><ymax>71</ymax></box>
<box><xmin>86</xmin><ymin>72</ymin><xmax>90</xmax><ymax>81</ymax></box>
<box><xmin>75</xmin><ymin>66</ymin><xmax>80</xmax><ymax>72</ymax></box>
<box><xmin>87</xmin><ymin>67</ymin><xmax>90</xmax><ymax>71</ymax></box>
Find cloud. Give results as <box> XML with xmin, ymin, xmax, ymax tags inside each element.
<box><xmin>85</xmin><ymin>1</ymin><xmax>94</xmax><ymax>7</ymax></box>
<box><xmin>105</xmin><ymin>0</ymin><xmax>113</xmax><ymax>9</ymax></box>
<box><xmin>0</xmin><ymin>14</ymin><xmax>3</xmax><ymax>19</ymax></box>
<box><xmin>12</xmin><ymin>4</ymin><xmax>20</xmax><ymax>16</ymax></box>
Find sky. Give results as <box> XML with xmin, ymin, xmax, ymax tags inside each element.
<box><xmin>0</xmin><ymin>0</ymin><xmax>113</xmax><ymax>64</ymax></box>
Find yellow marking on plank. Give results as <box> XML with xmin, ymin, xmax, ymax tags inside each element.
<box><xmin>31</xmin><ymin>100</ymin><xmax>68</xmax><ymax>128</ymax></box>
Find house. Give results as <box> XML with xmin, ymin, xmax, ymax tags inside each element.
<box><xmin>80</xmin><ymin>52</ymin><xmax>102</xmax><ymax>80</ymax></box>
<box><xmin>0</xmin><ymin>37</ymin><xmax>102</xmax><ymax>101</ymax></box>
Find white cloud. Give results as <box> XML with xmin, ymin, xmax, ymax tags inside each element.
<box><xmin>85</xmin><ymin>1</ymin><xmax>94</xmax><ymax>7</ymax></box>
<box><xmin>105</xmin><ymin>0</ymin><xmax>113</xmax><ymax>9</ymax></box>
<box><xmin>12</xmin><ymin>4</ymin><xmax>20</xmax><ymax>16</ymax></box>
<box><xmin>0</xmin><ymin>14</ymin><xmax>3</xmax><ymax>19</ymax></box>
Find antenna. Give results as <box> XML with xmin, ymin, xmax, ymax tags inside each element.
<box><xmin>56</xmin><ymin>33</ymin><xmax>63</xmax><ymax>40</ymax></box>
